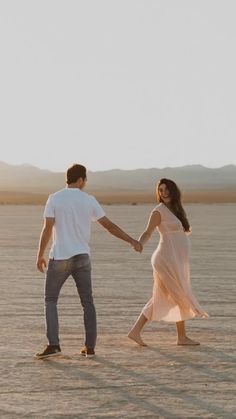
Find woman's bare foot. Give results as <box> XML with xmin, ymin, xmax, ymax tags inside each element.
<box><xmin>177</xmin><ymin>336</ymin><xmax>200</xmax><ymax>346</ymax></box>
<box><xmin>128</xmin><ymin>330</ymin><xmax>148</xmax><ymax>346</ymax></box>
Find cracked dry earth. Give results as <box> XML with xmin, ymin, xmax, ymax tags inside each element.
<box><xmin>0</xmin><ymin>204</ymin><xmax>235</xmax><ymax>418</ymax></box>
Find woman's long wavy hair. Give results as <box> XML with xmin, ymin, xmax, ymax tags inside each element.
<box><xmin>157</xmin><ymin>178</ymin><xmax>191</xmax><ymax>232</ymax></box>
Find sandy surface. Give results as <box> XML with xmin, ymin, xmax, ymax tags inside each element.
<box><xmin>0</xmin><ymin>204</ymin><xmax>235</xmax><ymax>418</ymax></box>
<box><xmin>1</xmin><ymin>189</ymin><xmax>236</xmax><ymax>205</ymax></box>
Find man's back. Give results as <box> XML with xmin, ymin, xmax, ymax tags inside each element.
<box><xmin>44</xmin><ymin>188</ymin><xmax>105</xmax><ymax>259</ymax></box>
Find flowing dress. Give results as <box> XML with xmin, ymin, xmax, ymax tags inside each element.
<box><xmin>142</xmin><ymin>203</ymin><xmax>208</xmax><ymax>322</ymax></box>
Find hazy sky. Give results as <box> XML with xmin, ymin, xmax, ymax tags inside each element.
<box><xmin>0</xmin><ymin>1</ymin><xmax>236</xmax><ymax>172</ymax></box>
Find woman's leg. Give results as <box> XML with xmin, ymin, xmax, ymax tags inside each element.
<box><xmin>176</xmin><ymin>321</ymin><xmax>200</xmax><ymax>345</ymax></box>
<box><xmin>128</xmin><ymin>313</ymin><xmax>148</xmax><ymax>346</ymax></box>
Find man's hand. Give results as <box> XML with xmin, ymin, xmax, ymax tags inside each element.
<box><xmin>132</xmin><ymin>240</ymin><xmax>143</xmax><ymax>253</ymax></box>
<box><xmin>37</xmin><ymin>256</ymin><xmax>47</xmax><ymax>273</ymax></box>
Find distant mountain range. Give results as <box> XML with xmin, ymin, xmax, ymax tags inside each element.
<box><xmin>0</xmin><ymin>161</ymin><xmax>236</xmax><ymax>194</ymax></box>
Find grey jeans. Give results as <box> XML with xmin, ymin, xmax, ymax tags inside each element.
<box><xmin>45</xmin><ymin>253</ymin><xmax>96</xmax><ymax>349</ymax></box>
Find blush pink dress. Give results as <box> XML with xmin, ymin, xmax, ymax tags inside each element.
<box><xmin>142</xmin><ymin>203</ymin><xmax>208</xmax><ymax>322</ymax></box>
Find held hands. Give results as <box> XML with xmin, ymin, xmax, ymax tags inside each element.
<box><xmin>37</xmin><ymin>256</ymin><xmax>47</xmax><ymax>273</ymax></box>
<box><xmin>131</xmin><ymin>239</ymin><xmax>143</xmax><ymax>253</ymax></box>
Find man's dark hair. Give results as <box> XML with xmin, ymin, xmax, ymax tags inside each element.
<box><xmin>66</xmin><ymin>164</ymin><xmax>87</xmax><ymax>184</ymax></box>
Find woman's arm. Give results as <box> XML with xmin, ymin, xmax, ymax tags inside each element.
<box><xmin>139</xmin><ymin>211</ymin><xmax>161</xmax><ymax>247</ymax></box>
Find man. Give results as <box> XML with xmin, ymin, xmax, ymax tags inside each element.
<box><xmin>36</xmin><ymin>163</ymin><xmax>142</xmax><ymax>358</ymax></box>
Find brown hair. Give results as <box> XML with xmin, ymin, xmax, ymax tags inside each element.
<box><xmin>66</xmin><ymin>164</ymin><xmax>87</xmax><ymax>184</ymax></box>
<box><xmin>157</xmin><ymin>178</ymin><xmax>191</xmax><ymax>232</ymax></box>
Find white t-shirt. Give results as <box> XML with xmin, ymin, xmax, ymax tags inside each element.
<box><xmin>44</xmin><ymin>188</ymin><xmax>105</xmax><ymax>259</ymax></box>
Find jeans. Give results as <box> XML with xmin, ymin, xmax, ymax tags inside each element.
<box><xmin>45</xmin><ymin>253</ymin><xmax>96</xmax><ymax>349</ymax></box>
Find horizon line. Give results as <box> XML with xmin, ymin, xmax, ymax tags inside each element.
<box><xmin>0</xmin><ymin>160</ymin><xmax>236</xmax><ymax>173</ymax></box>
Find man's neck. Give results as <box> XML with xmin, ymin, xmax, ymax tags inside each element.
<box><xmin>67</xmin><ymin>184</ymin><xmax>82</xmax><ymax>190</ymax></box>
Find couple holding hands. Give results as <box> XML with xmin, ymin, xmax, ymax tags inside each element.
<box><xmin>36</xmin><ymin>163</ymin><xmax>208</xmax><ymax>359</ymax></box>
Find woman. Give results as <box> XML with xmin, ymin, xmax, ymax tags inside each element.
<box><xmin>128</xmin><ymin>178</ymin><xmax>208</xmax><ymax>346</ymax></box>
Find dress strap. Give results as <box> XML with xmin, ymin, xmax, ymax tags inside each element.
<box><xmin>152</xmin><ymin>203</ymin><xmax>163</xmax><ymax>214</ymax></box>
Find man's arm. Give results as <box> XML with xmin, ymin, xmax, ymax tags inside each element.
<box><xmin>36</xmin><ymin>217</ymin><xmax>55</xmax><ymax>273</ymax></box>
<box><xmin>97</xmin><ymin>216</ymin><xmax>142</xmax><ymax>252</ymax></box>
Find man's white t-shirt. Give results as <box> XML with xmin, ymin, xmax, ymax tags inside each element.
<box><xmin>44</xmin><ymin>188</ymin><xmax>105</xmax><ymax>260</ymax></box>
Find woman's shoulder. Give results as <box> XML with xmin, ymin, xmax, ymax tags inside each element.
<box><xmin>152</xmin><ymin>203</ymin><xmax>163</xmax><ymax>213</ymax></box>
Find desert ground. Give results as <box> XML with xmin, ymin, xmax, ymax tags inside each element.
<box><xmin>0</xmin><ymin>204</ymin><xmax>235</xmax><ymax>418</ymax></box>
<box><xmin>0</xmin><ymin>189</ymin><xmax>236</xmax><ymax>205</ymax></box>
